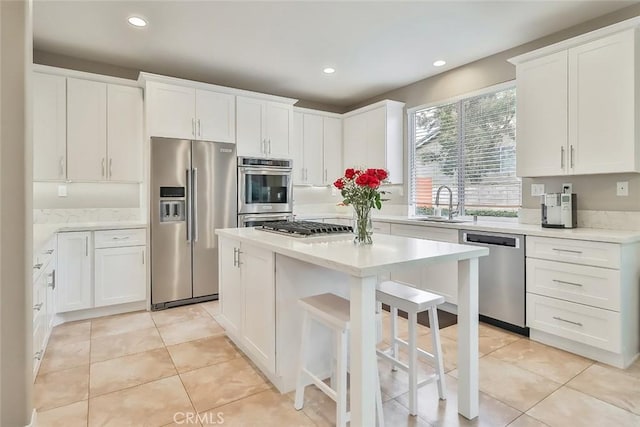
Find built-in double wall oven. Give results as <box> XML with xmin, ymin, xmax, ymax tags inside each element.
<box><xmin>237</xmin><ymin>157</ymin><xmax>293</xmax><ymax>227</ymax></box>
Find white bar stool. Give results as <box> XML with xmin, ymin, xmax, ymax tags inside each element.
<box><xmin>376</xmin><ymin>280</ymin><xmax>447</xmax><ymax>416</ymax></box>
<box><xmin>294</xmin><ymin>293</ymin><xmax>384</xmax><ymax>427</ymax></box>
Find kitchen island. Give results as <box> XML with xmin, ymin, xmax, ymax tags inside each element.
<box><xmin>215</xmin><ymin>227</ymin><xmax>489</xmax><ymax>425</ymax></box>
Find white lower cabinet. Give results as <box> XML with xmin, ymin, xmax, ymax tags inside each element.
<box><xmin>95</xmin><ymin>246</ymin><xmax>146</xmax><ymax>307</ymax></box>
<box><xmin>57</xmin><ymin>228</ymin><xmax>147</xmax><ymax>313</ymax></box>
<box><xmin>389</xmin><ymin>223</ymin><xmax>459</xmax><ymax>305</ymax></box>
<box><xmin>526</xmin><ymin>236</ymin><xmax>639</xmax><ymax>368</ymax></box>
<box><xmin>32</xmin><ymin>237</ymin><xmax>57</xmax><ymax>379</ymax></box>
<box><xmin>218</xmin><ymin>237</ymin><xmax>275</xmax><ymax>373</ymax></box>
<box><xmin>57</xmin><ymin>232</ymin><xmax>93</xmax><ymax>312</ymax></box>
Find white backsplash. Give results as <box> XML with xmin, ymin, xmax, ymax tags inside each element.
<box><xmin>519</xmin><ymin>208</ymin><xmax>640</xmax><ymax>231</ymax></box>
<box><xmin>294</xmin><ymin>203</ymin><xmax>408</xmax><ymax>217</ymax></box>
<box><xmin>33</xmin><ymin>208</ymin><xmax>142</xmax><ymax>224</ymax></box>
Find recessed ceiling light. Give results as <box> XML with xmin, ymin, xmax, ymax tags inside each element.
<box><xmin>323</xmin><ymin>67</ymin><xmax>336</xmax><ymax>74</ymax></box>
<box><xmin>128</xmin><ymin>16</ymin><xmax>147</xmax><ymax>27</ymax></box>
<box><xmin>433</xmin><ymin>60</ymin><xmax>446</xmax><ymax>67</ymax></box>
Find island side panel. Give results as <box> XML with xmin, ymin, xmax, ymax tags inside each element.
<box><xmin>457</xmin><ymin>258</ymin><xmax>479</xmax><ymax>419</ymax></box>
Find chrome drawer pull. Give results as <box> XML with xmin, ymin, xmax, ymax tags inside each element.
<box><xmin>33</xmin><ymin>263</ymin><xmax>43</xmax><ymax>270</ymax></box>
<box><xmin>34</xmin><ymin>351</ymin><xmax>43</xmax><ymax>361</ymax></box>
<box><xmin>552</xmin><ymin>248</ymin><xmax>583</xmax><ymax>254</ymax></box>
<box><xmin>553</xmin><ymin>279</ymin><xmax>583</xmax><ymax>287</ymax></box>
<box><xmin>111</xmin><ymin>236</ymin><xmax>130</xmax><ymax>240</ymax></box>
<box><xmin>44</xmin><ymin>249</ymin><xmax>54</xmax><ymax>255</ymax></box>
<box><xmin>552</xmin><ymin>316</ymin><xmax>583</xmax><ymax>327</ymax></box>
<box><xmin>33</xmin><ymin>303</ymin><xmax>43</xmax><ymax>311</ymax></box>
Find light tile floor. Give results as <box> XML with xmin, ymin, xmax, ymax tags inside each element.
<box><xmin>34</xmin><ymin>302</ymin><xmax>640</xmax><ymax>426</ymax></box>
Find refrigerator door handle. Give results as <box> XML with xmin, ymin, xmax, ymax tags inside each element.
<box><xmin>186</xmin><ymin>169</ymin><xmax>192</xmax><ymax>242</ymax></box>
<box><xmin>193</xmin><ymin>167</ymin><xmax>198</xmax><ymax>242</ymax></box>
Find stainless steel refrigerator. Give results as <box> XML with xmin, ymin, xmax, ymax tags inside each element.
<box><xmin>150</xmin><ymin>137</ymin><xmax>236</xmax><ymax>310</ymax></box>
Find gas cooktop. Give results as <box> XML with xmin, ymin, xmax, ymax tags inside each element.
<box><xmin>259</xmin><ymin>220</ymin><xmax>353</xmax><ymax>237</ymax></box>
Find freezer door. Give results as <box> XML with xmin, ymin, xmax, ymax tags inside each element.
<box><xmin>151</xmin><ymin>137</ymin><xmax>193</xmax><ymax>305</ymax></box>
<box><xmin>192</xmin><ymin>140</ymin><xmax>237</xmax><ymax>298</ymax></box>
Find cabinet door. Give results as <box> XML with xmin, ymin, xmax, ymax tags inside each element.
<box><xmin>303</xmin><ymin>114</ymin><xmax>323</xmax><ymax>185</ymax></box>
<box><xmin>241</xmin><ymin>243</ymin><xmax>275</xmax><ymax>372</ymax></box>
<box><xmin>365</xmin><ymin>106</ymin><xmax>387</xmax><ymax>169</ymax></box>
<box><xmin>33</xmin><ymin>73</ymin><xmax>66</xmax><ymax>181</ymax></box>
<box><xmin>515</xmin><ymin>51</ymin><xmax>568</xmax><ymax>177</ymax></box>
<box><xmin>291</xmin><ymin>112</ymin><xmax>305</xmax><ymax>184</ymax></box>
<box><xmin>236</xmin><ymin>96</ymin><xmax>265</xmax><ymax>156</ymax></box>
<box><xmin>323</xmin><ymin>117</ymin><xmax>342</xmax><ymax>185</ymax></box>
<box><xmin>343</xmin><ymin>113</ymin><xmax>367</xmax><ymax>169</ymax></box>
<box><xmin>107</xmin><ymin>85</ymin><xmax>143</xmax><ymax>182</ymax></box>
<box><xmin>196</xmin><ymin>89</ymin><xmax>236</xmax><ymax>143</ymax></box>
<box><xmin>569</xmin><ymin>30</ymin><xmax>637</xmax><ymax>174</ymax></box>
<box><xmin>266</xmin><ymin>102</ymin><xmax>292</xmax><ymax>158</ymax></box>
<box><xmin>67</xmin><ymin>78</ymin><xmax>107</xmax><ymax>181</ymax></box>
<box><xmin>219</xmin><ymin>237</ymin><xmax>242</xmax><ymax>336</ymax></box>
<box><xmin>147</xmin><ymin>82</ymin><xmax>196</xmax><ymax>139</ymax></box>
<box><xmin>57</xmin><ymin>232</ymin><xmax>92</xmax><ymax>312</ymax></box>
<box><xmin>94</xmin><ymin>246</ymin><xmax>146</xmax><ymax>307</ymax></box>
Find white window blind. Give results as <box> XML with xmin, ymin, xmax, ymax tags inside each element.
<box><xmin>409</xmin><ymin>85</ymin><xmax>519</xmax><ymax>217</ymax></box>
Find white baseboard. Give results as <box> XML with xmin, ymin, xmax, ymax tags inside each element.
<box><xmin>26</xmin><ymin>409</ymin><xmax>37</xmax><ymax>427</ymax></box>
<box><xmin>53</xmin><ymin>300</ymin><xmax>147</xmax><ymax>326</ymax></box>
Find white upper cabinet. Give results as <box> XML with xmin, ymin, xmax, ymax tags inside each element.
<box><xmin>342</xmin><ymin>100</ymin><xmax>404</xmax><ymax>184</ymax></box>
<box><xmin>512</xmin><ymin>26</ymin><xmax>640</xmax><ymax>177</ymax></box>
<box><xmin>107</xmin><ymin>85</ymin><xmax>143</xmax><ymax>182</ymax></box>
<box><xmin>237</xmin><ymin>96</ymin><xmax>293</xmax><ymax>157</ymax></box>
<box><xmin>146</xmin><ymin>82</ymin><xmax>196</xmax><ymax>139</ymax></box>
<box><xmin>67</xmin><ymin>78</ymin><xmax>108</xmax><ymax>181</ymax></box>
<box><xmin>195</xmin><ymin>89</ymin><xmax>235</xmax><ymax>143</ymax></box>
<box><xmin>146</xmin><ymin>81</ymin><xmax>237</xmax><ymax>142</ymax></box>
<box><xmin>291</xmin><ymin>109</ymin><xmax>344</xmax><ymax>186</ymax></box>
<box><xmin>33</xmin><ymin>73</ymin><xmax>67</xmax><ymax>181</ymax></box>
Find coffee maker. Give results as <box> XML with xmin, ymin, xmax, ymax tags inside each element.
<box><xmin>541</xmin><ymin>190</ymin><xmax>577</xmax><ymax>229</ymax></box>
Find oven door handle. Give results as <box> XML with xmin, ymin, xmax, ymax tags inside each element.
<box><xmin>238</xmin><ymin>167</ymin><xmax>292</xmax><ymax>175</ymax></box>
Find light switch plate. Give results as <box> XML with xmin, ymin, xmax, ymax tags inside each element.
<box><xmin>617</xmin><ymin>181</ymin><xmax>629</xmax><ymax>196</ymax></box>
<box><xmin>57</xmin><ymin>184</ymin><xmax>67</xmax><ymax>197</ymax></box>
<box><xmin>531</xmin><ymin>184</ymin><xmax>545</xmax><ymax>197</ymax></box>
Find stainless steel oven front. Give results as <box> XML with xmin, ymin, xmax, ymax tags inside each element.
<box><xmin>237</xmin><ymin>213</ymin><xmax>293</xmax><ymax>228</ymax></box>
<box><xmin>237</xmin><ymin>157</ymin><xmax>293</xmax><ymax>215</ymax></box>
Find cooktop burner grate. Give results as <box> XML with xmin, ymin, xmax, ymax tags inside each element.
<box><xmin>259</xmin><ymin>220</ymin><xmax>353</xmax><ymax>236</ymax></box>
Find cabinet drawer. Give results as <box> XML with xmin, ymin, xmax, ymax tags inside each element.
<box><xmin>95</xmin><ymin>228</ymin><xmax>146</xmax><ymax>248</ymax></box>
<box><xmin>372</xmin><ymin>221</ymin><xmax>391</xmax><ymax>234</ymax></box>
<box><xmin>527</xmin><ymin>293</ymin><xmax>620</xmax><ymax>352</ymax></box>
<box><xmin>391</xmin><ymin>223</ymin><xmax>458</xmax><ymax>243</ymax></box>
<box><xmin>526</xmin><ymin>236</ymin><xmax>619</xmax><ymax>268</ymax></box>
<box><xmin>526</xmin><ymin>258</ymin><xmax>620</xmax><ymax>311</ymax></box>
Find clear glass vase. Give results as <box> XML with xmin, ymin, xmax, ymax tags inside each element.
<box><xmin>352</xmin><ymin>203</ymin><xmax>373</xmax><ymax>245</ymax></box>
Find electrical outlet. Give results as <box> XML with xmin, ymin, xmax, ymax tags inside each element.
<box><xmin>531</xmin><ymin>184</ymin><xmax>545</xmax><ymax>197</ymax></box>
<box><xmin>398</xmin><ymin>186</ymin><xmax>404</xmax><ymax>196</ymax></box>
<box><xmin>331</xmin><ymin>187</ymin><xmax>338</xmax><ymax>197</ymax></box>
<box><xmin>562</xmin><ymin>183</ymin><xmax>572</xmax><ymax>194</ymax></box>
<box><xmin>57</xmin><ymin>184</ymin><xmax>67</xmax><ymax>197</ymax></box>
<box><xmin>617</xmin><ymin>181</ymin><xmax>629</xmax><ymax>197</ymax></box>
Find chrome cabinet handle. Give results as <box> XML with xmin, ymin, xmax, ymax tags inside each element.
<box><xmin>233</xmin><ymin>247</ymin><xmax>238</xmax><ymax>267</ymax></box>
<box><xmin>553</xmin><ymin>316</ymin><xmax>583</xmax><ymax>327</ymax></box>
<box><xmin>34</xmin><ymin>351</ymin><xmax>43</xmax><ymax>361</ymax></box>
<box><xmin>33</xmin><ymin>303</ymin><xmax>43</xmax><ymax>311</ymax></box>
<box><xmin>262</xmin><ymin>139</ymin><xmax>267</xmax><ymax>155</ymax></box>
<box><xmin>553</xmin><ymin>279</ymin><xmax>582</xmax><ymax>287</ymax></box>
<box><xmin>197</xmin><ymin>119</ymin><xmax>201</xmax><ymax>137</ymax></box>
<box><xmin>47</xmin><ymin>271</ymin><xmax>56</xmax><ymax>290</ymax></box>
<box><xmin>570</xmin><ymin>145</ymin><xmax>575</xmax><ymax>168</ymax></box>
<box><xmin>142</xmin><ymin>250</ymin><xmax>145</xmax><ymax>265</ymax></box>
<box><xmin>59</xmin><ymin>157</ymin><xmax>64</xmax><ymax>178</ymax></box>
<box><xmin>186</xmin><ymin>169</ymin><xmax>192</xmax><ymax>243</ymax></box>
<box><xmin>560</xmin><ymin>146</ymin><xmax>565</xmax><ymax>169</ymax></box>
<box><xmin>33</xmin><ymin>263</ymin><xmax>43</xmax><ymax>270</ymax></box>
<box><xmin>236</xmin><ymin>249</ymin><xmax>242</xmax><ymax>266</ymax></box>
<box><xmin>192</xmin><ymin>118</ymin><xmax>196</xmax><ymax>137</ymax></box>
<box><xmin>552</xmin><ymin>248</ymin><xmax>583</xmax><ymax>254</ymax></box>
<box><xmin>101</xmin><ymin>158</ymin><xmax>105</xmax><ymax>177</ymax></box>
<box><xmin>193</xmin><ymin>168</ymin><xmax>198</xmax><ymax>242</ymax></box>
<box><xmin>268</xmin><ymin>139</ymin><xmax>272</xmax><ymax>154</ymax></box>
<box><xmin>109</xmin><ymin>158</ymin><xmax>113</xmax><ymax>178</ymax></box>
<box><xmin>85</xmin><ymin>236</ymin><xmax>89</xmax><ymax>256</ymax></box>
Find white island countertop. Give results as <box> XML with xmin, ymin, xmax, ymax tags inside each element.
<box><xmin>216</xmin><ymin>227</ymin><xmax>489</xmax><ymax>277</ymax></box>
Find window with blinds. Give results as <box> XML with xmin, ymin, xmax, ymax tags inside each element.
<box><xmin>409</xmin><ymin>85</ymin><xmax>519</xmax><ymax>217</ymax></box>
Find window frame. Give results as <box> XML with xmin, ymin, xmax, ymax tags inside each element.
<box><xmin>407</xmin><ymin>81</ymin><xmax>519</xmax><ymax>218</ymax></box>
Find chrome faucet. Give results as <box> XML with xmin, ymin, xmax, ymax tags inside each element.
<box><xmin>435</xmin><ymin>185</ymin><xmax>457</xmax><ymax>220</ymax></box>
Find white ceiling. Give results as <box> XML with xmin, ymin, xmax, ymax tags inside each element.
<box><xmin>33</xmin><ymin>1</ymin><xmax>636</xmax><ymax>107</ymax></box>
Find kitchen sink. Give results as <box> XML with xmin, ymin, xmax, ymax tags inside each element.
<box><xmin>412</xmin><ymin>216</ymin><xmax>472</xmax><ymax>223</ymax></box>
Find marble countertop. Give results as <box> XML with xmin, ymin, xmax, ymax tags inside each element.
<box><xmin>216</xmin><ymin>227</ymin><xmax>488</xmax><ymax>278</ymax></box>
<box><xmin>294</xmin><ymin>212</ymin><xmax>640</xmax><ymax>244</ymax></box>
<box><xmin>34</xmin><ymin>222</ymin><xmax>148</xmax><ymax>253</ymax></box>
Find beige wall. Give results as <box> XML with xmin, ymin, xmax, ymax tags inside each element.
<box><xmin>350</xmin><ymin>3</ymin><xmax>640</xmax><ymax>212</ymax></box>
<box><xmin>1</xmin><ymin>0</ymin><xmax>33</xmax><ymax>425</ymax></box>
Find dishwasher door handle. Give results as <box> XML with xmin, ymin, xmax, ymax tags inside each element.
<box><xmin>462</xmin><ymin>232</ymin><xmax>520</xmax><ymax>248</ymax></box>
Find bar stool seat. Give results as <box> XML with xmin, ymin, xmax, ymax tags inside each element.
<box><xmin>294</xmin><ymin>293</ymin><xmax>384</xmax><ymax>427</ymax></box>
<box><xmin>376</xmin><ymin>280</ymin><xmax>447</xmax><ymax>416</ymax></box>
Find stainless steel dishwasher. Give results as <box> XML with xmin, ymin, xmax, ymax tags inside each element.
<box><xmin>459</xmin><ymin>230</ymin><xmax>527</xmax><ymax>335</ymax></box>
